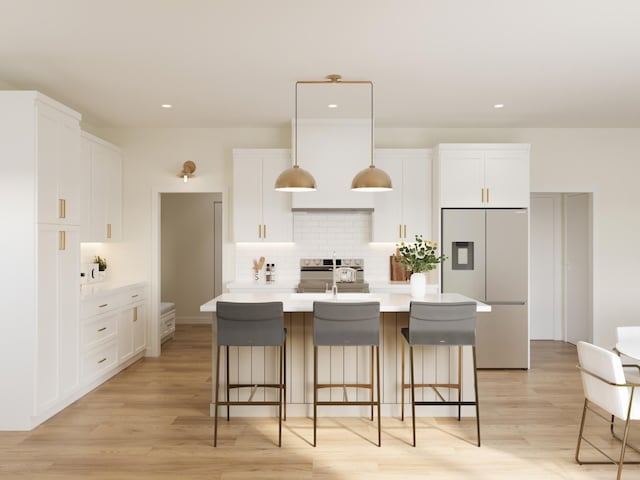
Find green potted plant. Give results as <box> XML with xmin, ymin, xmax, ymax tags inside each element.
<box><xmin>395</xmin><ymin>235</ymin><xmax>447</xmax><ymax>297</ymax></box>
<box><xmin>94</xmin><ymin>256</ymin><xmax>107</xmax><ymax>279</ymax></box>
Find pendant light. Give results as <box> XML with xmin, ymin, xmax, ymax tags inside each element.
<box><xmin>351</xmin><ymin>79</ymin><xmax>392</xmax><ymax>191</ymax></box>
<box><xmin>274</xmin><ymin>79</ymin><xmax>317</xmax><ymax>192</ymax></box>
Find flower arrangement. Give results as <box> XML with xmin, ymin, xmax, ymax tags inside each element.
<box><xmin>395</xmin><ymin>235</ymin><xmax>447</xmax><ymax>273</ymax></box>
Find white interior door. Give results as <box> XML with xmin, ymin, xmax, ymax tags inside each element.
<box><xmin>530</xmin><ymin>194</ymin><xmax>563</xmax><ymax>339</ymax></box>
<box><xmin>565</xmin><ymin>193</ymin><xmax>592</xmax><ymax>344</ymax></box>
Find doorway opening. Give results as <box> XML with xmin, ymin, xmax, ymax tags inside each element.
<box><xmin>530</xmin><ymin>192</ymin><xmax>593</xmax><ymax>344</ymax></box>
<box><xmin>149</xmin><ymin>191</ymin><xmax>223</xmax><ymax>356</ymax></box>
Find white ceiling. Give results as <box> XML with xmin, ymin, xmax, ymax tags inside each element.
<box><xmin>2</xmin><ymin>0</ymin><xmax>640</xmax><ymax>128</ymax></box>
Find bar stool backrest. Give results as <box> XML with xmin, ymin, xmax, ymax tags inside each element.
<box><xmin>216</xmin><ymin>301</ymin><xmax>285</xmax><ymax>346</ymax></box>
<box><xmin>408</xmin><ymin>301</ymin><xmax>477</xmax><ymax>346</ymax></box>
<box><xmin>313</xmin><ymin>301</ymin><xmax>380</xmax><ymax>346</ymax></box>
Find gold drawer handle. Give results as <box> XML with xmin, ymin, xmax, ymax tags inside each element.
<box><xmin>98</xmin><ymin>303</ymin><xmax>108</xmax><ymax>308</ymax></box>
<box><xmin>131</xmin><ymin>294</ymin><xmax>139</xmax><ymax>298</ymax></box>
<box><xmin>97</xmin><ymin>357</ymin><xmax>107</xmax><ymax>364</ymax></box>
<box><xmin>59</xmin><ymin>198</ymin><xmax>66</xmax><ymax>219</ymax></box>
<box><xmin>97</xmin><ymin>327</ymin><xmax>107</xmax><ymax>332</ymax></box>
<box><xmin>133</xmin><ymin>306</ymin><xmax>138</xmax><ymax>322</ymax></box>
<box><xmin>107</xmin><ymin>223</ymin><xmax>112</xmax><ymax>239</ymax></box>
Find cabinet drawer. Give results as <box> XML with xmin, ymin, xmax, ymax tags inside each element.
<box><xmin>81</xmin><ymin>294</ymin><xmax>119</xmax><ymax>318</ymax></box>
<box><xmin>82</xmin><ymin>311</ymin><xmax>118</xmax><ymax>350</ymax></box>
<box><xmin>82</xmin><ymin>340</ymin><xmax>118</xmax><ymax>381</ymax></box>
<box><xmin>123</xmin><ymin>287</ymin><xmax>145</xmax><ymax>305</ymax></box>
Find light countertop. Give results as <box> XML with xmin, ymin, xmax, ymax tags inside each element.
<box><xmin>80</xmin><ymin>281</ymin><xmax>146</xmax><ymax>300</ymax></box>
<box><xmin>201</xmin><ymin>292</ymin><xmax>490</xmax><ymax>313</ymax></box>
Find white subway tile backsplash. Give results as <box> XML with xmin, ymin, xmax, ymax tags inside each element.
<box><xmin>235</xmin><ymin>212</ymin><xmax>398</xmax><ymax>284</ymax></box>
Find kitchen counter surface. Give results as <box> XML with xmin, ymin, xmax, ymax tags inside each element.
<box><xmin>80</xmin><ymin>281</ymin><xmax>146</xmax><ymax>300</ymax></box>
<box><xmin>201</xmin><ymin>291</ymin><xmax>490</xmax><ymax>313</ymax></box>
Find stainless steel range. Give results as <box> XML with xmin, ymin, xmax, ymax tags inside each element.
<box><xmin>297</xmin><ymin>258</ymin><xmax>369</xmax><ymax>293</ymax></box>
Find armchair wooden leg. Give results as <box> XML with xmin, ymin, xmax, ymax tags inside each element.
<box><xmin>225</xmin><ymin>345</ymin><xmax>230</xmax><ymax>421</ymax></box>
<box><xmin>370</xmin><ymin>346</ymin><xmax>374</xmax><ymax>421</ymax></box>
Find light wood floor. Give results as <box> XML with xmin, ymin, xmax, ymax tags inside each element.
<box><xmin>1</xmin><ymin>326</ymin><xmax>638</xmax><ymax>479</ymax></box>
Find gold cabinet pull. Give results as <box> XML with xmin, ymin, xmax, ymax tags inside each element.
<box><xmin>131</xmin><ymin>294</ymin><xmax>139</xmax><ymax>298</ymax></box>
<box><xmin>133</xmin><ymin>306</ymin><xmax>138</xmax><ymax>322</ymax></box>
<box><xmin>481</xmin><ymin>188</ymin><xmax>485</xmax><ymax>203</ymax></box>
<box><xmin>98</xmin><ymin>303</ymin><xmax>108</xmax><ymax>308</ymax></box>
<box><xmin>486</xmin><ymin>188</ymin><xmax>490</xmax><ymax>203</ymax></box>
<box><xmin>58</xmin><ymin>198</ymin><xmax>66</xmax><ymax>219</ymax></box>
<box><xmin>263</xmin><ymin>224</ymin><xmax>267</xmax><ymax>239</ymax></box>
<box><xmin>399</xmin><ymin>224</ymin><xmax>402</xmax><ymax>238</ymax></box>
<box><xmin>258</xmin><ymin>224</ymin><xmax>261</xmax><ymax>238</ymax></box>
<box><xmin>404</xmin><ymin>224</ymin><xmax>407</xmax><ymax>238</ymax></box>
<box><xmin>97</xmin><ymin>327</ymin><xmax>107</xmax><ymax>332</ymax></box>
<box><xmin>58</xmin><ymin>230</ymin><xmax>66</xmax><ymax>251</ymax></box>
<box><xmin>106</xmin><ymin>223</ymin><xmax>112</xmax><ymax>239</ymax></box>
<box><xmin>97</xmin><ymin>357</ymin><xmax>107</xmax><ymax>364</ymax></box>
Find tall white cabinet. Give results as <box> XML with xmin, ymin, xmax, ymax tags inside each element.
<box><xmin>0</xmin><ymin>92</ymin><xmax>82</xmax><ymax>430</ymax></box>
<box><xmin>232</xmin><ymin>149</ymin><xmax>293</xmax><ymax>242</ymax></box>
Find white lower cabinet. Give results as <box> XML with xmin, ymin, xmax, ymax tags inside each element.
<box><xmin>80</xmin><ymin>284</ymin><xmax>147</xmax><ymax>383</ymax></box>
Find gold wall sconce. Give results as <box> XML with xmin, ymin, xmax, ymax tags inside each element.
<box><xmin>178</xmin><ymin>161</ymin><xmax>196</xmax><ymax>183</ymax></box>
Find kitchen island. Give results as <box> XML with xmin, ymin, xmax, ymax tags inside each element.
<box><xmin>200</xmin><ymin>292</ymin><xmax>489</xmax><ymax>417</ymax></box>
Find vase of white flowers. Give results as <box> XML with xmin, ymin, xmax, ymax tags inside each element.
<box><xmin>394</xmin><ymin>235</ymin><xmax>447</xmax><ymax>298</ymax></box>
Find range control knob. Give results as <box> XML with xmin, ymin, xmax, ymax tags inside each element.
<box><xmin>303</xmin><ymin>259</ymin><xmax>310</xmax><ymax>266</ymax></box>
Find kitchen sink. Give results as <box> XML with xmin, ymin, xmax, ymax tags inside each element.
<box><xmin>289</xmin><ymin>292</ymin><xmax>379</xmax><ymax>302</ymax></box>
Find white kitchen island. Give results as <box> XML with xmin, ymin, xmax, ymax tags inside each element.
<box><xmin>200</xmin><ymin>292</ymin><xmax>490</xmax><ymax>417</ymax></box>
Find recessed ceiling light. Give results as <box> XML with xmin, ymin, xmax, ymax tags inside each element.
<box><xmin>161</xmin><ymin>104</ymin><xmax>173</xmax><ymax>109</ymax></box>
<box><xmin>493</xmin><ymin>104</ymin><xmax>504</xmax><ymax>109</ymax></box>
<box><xmin>327</xmin><ymin>104</ymin><xmax>338</xmax><ymax>109</ymax></box>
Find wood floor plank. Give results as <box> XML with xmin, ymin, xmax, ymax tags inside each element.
<box><xmin>1</xmin><ymin>326</ymin><xmax>639</xmax><ymax>479</ymax></box>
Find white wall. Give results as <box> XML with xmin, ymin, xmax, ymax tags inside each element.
<box><xmin>95</xmin><ymin>126</ymin><xmax>640</xmax><ymax>350</ymax></box>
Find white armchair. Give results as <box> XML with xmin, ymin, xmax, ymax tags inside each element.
<box><xmin>576</xmin><ymin>341</ymin><xmax>640</xmax><ymax>480</ymax></box>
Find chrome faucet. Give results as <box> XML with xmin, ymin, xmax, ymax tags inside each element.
<box><xmin>331</xmin><ymin>251</ymin><xmax>338</xmax><ymax>297</ymax></box>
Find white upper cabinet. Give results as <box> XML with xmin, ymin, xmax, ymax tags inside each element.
<box><xmin>80</xmin><ymin>132</ymin><xmax>123</xmax><ymax>242</ymax></box>
<box><xmin>233</xmin><ymin>149</ymin><xmax>293</xmax><ymax>242</ymax></box>
<box><xmin>372</xmin><ymin>149</ymin><xmax>432</xmax><ymax>242</ymax></box>
<box><xmin>436</xmin><ymin>144</ymin><xmax>530</xmax><ymax>208</ymax></box>
<box><xmin>35</xmin><ymin>98</ymin><xmax>82</xmax><ymax>225</ymax></box>
<box><xmin>291</xmin><ymin>119</ymin><xmax>374</xmax><ymax>210</ymax></box>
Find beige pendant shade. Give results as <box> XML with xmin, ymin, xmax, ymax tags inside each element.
<box><xmin>274</xmin><ymin>164</ymin><xmax>316</xmax><ymax>191</ymax></box>
<box><xmin>351</xmin><ymin>164</ymin><xmax>393</xmax><ymax>192</ymax></box>
<box><xmin>274</xmin><ymin>78</ymin><xmax>317</xmax><ymax>192</ymax></box>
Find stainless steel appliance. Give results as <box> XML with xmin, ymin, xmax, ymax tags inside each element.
<box><xmin>441</xmin><ymin>209</ymin><xmax>529</xmax><ymax>369</ymax></box>
<box><xmin>297</xmin><ymin>258</ymin><xmax>369</xmax><ymax>293</ymax></box>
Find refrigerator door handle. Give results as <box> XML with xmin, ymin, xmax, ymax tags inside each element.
<box><xmin>486</xmin><ymin>301</ymin><xmax>527</xmax><ymax>306</ymax></box>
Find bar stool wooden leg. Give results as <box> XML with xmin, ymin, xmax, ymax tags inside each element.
<box><xmin>278</xmin><ymin>343</ymin><xmax>283</xmax><ymax>447</ymax></box>
<box><xmin>283</xmin><ymin>332</ymin><xmax>287</xmax><ymax>422</ymax></box>
<box><xmin>225</xmin><ymin>345</ymin><xmax>230</xmax><ymax>421</ymax></box>
<box><xmin>410</xmin><ymin>345</ymin><xmax>416</xmax><ymax>447</ymax></box>
<box><xmin>401</xmin><ymin>339</ymin><xmax>405</xmax><ymax>421</ymax></box>
<box><xmin>370</xmin><ymin>346</ymin><xmax>375</xmax><ymax>421</ymax></box>
<box><xmin>213</xmin><ymin>345</ymin><xmax>221</xmax><ymax>447</ymax></box>
<box><xmin>313</xmin><ymin>346</ymin><xmax>318</xmax><ymax>447</ymax></box>
<box><xmin>457</xmin><ymin>346</ymin><xmax>462</xmax><ymax>421</ymax></box>
<box><xmin>473</xmin><ymin>346</ymin><xmax>481</xmax><ymax>447</ymax></box>
<box><xmin>376</xmin><ymin>345</ymin><xmax>382</xmax><ymax>447</ymax></box>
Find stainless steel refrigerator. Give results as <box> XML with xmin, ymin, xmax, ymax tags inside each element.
<box><xmin>441</xmin><ymin>209</ymin><xmax>529</xmax><ymax>369</ymax></box>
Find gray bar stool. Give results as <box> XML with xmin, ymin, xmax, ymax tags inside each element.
<box><xmin>400</xmin><ymin>301</ymin><xmax>480</xmax><ymax>447</ymax></box>
<box><xmin>213</xmin><ymin>301</ymin><xmax>286</xmax><ymax>447</ymax></box>
<box><xmin>312</xmin><ymin>301</ymin><xmax>382</xmax><ymax>447</ymax></box>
